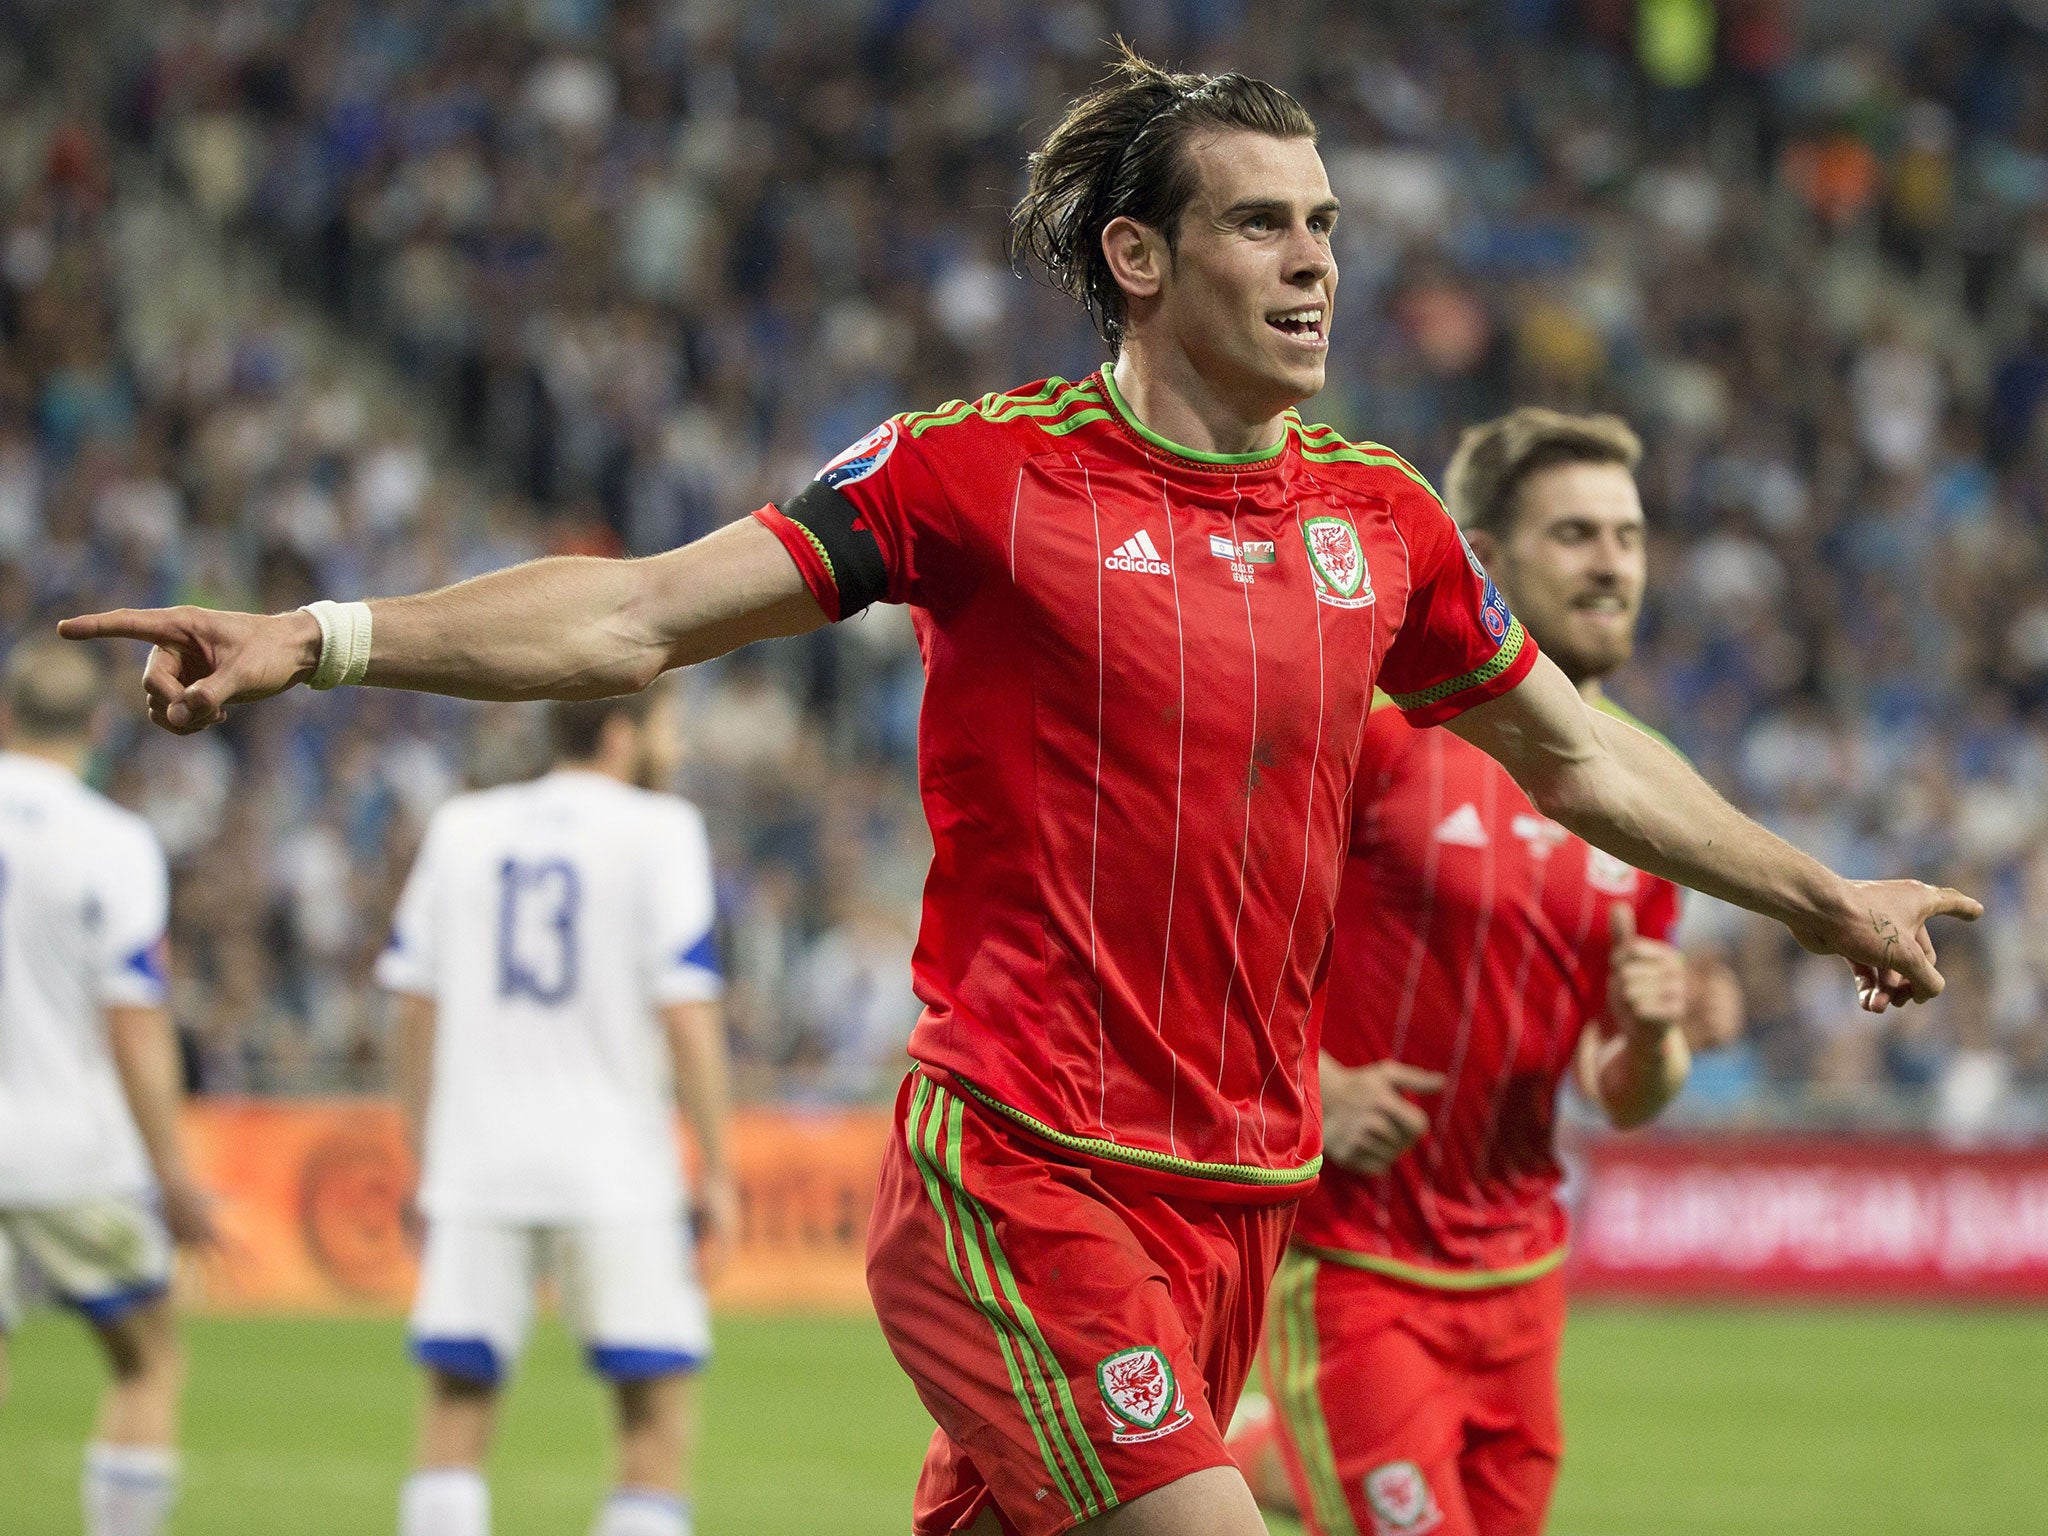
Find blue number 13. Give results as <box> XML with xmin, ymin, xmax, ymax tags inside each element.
<box><xmin>497</xmin><ymin>857</ymin><xmax>579</xmax><ymax>1004</ymax></box>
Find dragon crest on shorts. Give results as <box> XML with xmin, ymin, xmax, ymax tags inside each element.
<box><xmin>1094</xmin><ymin>1346</ymin><xmax>1193</xmax><ymax>1444</ymax></box>
<box><xmin>1364</xmin><ymin>1460</ymin><xmax>1445</xmax><ymax>1535</ymax></box>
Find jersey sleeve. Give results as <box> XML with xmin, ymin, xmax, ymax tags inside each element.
<box><xmin>94</xmin><ymin>823</ymin><xmax>169</xmax><ymax>1009</ymax></box>
<box><xmin>376</xmin><ymin>814</ymin><xmax>445</xmax><ymax>999</ymax></box>
<box><xmin>1380</xmin><ymin>496</ymin><xmax>1538</xmax><ymax>727</ymax></box>
<box><xmin>642</xmin><ymin>803</ymin><xmax>723</xmax><ymax>1006</ymax></box>
<box><xmin>751</xmin><ymin>415</ymin><xmax>966</xmax><ymax>619</ymax></box>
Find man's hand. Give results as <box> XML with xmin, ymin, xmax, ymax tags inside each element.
<box><xmin>1606</xmin><ymin>906</ymin><xmax>1686</xmax><ymax>1038</ymax></box>
<box><xmin>691</xmin><ymin>1168</ymin><xmax>742</xmax><ymax>1280</ymax></box>
<box><xmin>1320</xmin><ymin>1055</ymin><xmax>1447</xmax><ymax>1176</ymax></box>
<box><xmin>1787</xmin><ymin>879</ymin><xmax>1984</xmax><ymax>1012</ymax></box>
<box><xmin>159</xmin><ymin>1174</ymin><xmax>221</xmax><ymax>1251</ymax></box>
<box><xmin>57</xmin><ymin>606</ymin><xmax>321</xmax><ymax>735</ymax></box>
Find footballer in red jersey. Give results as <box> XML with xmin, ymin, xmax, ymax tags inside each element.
<box><xmin>1231</xmin><ymin>409</ymin><xmax>1746</xmax><ymax>1536</ymax></box>
<box><xmin>67</xmin><ymin>51</ymin><xmax>1976</xmax><ymax>1536</ymax></box>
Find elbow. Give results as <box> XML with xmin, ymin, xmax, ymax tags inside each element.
<box><xmin>614</xmin><ymin>649</ymin><xmax>669</xmax><ymax>696</ymax></box>
<box><xmin>1525</xmin><ymin>763</ymin><xmax>1601</xmax><ymax>829</ymax></box>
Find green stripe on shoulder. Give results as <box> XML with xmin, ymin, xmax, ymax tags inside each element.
<box><xmin>902</xmin><ymin>377</ymin><xmax>1108</xmax><ymax>440</ymax></box>
<box><xmin>1295</xmin><ymin>424</ymin><xmax>1441</xmax><ymax>498</ymax></box>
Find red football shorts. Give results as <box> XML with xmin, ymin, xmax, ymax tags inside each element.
<box><xmin>866</xmin><ymin>1068</ymin><xmax>1295</xmax><ymax>1536</ymax></box>
<box><xmin>1260</xmin><ymin>1250</ymin><xmax>1566</xmax><ymax>1536</ymax></box>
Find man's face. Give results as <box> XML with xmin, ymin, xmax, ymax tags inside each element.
<box><xmin>1479</xmin><ymin>461</ymin><xmax>1647</xmax><ymax>685</ymax></box>
<box><xmin>1151</xmin><ymin>131</ymin><xmax>1338</xmax><ymax>412</ymax></box>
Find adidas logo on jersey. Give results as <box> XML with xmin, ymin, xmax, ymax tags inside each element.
<box><xmin>1433</xmin><ymin>803</ymin><xmax>1489</xmax><ymax>847</ymax></box>
<box><xmin>1105</xmin><ymin>530</ymin><xmax>1171</xmax><ymax>575</ymax></box>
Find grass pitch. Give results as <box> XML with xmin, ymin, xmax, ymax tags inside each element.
<box><xmin>1</xmin><ymin>1306</ymin><xmax>2042</xmax><ymax>1533</ymax></box>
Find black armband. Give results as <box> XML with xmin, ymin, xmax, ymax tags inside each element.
<box><xmin>777</xmin><ymin>480</ymin><xmax>891</xmax><ymax>618</ymax></box>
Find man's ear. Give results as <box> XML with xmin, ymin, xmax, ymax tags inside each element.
<box><xmin>1464</xmin><ymin>528</ymin><xmax>1500</xmax><ymax>570</ymax></box>
<box><xmin>1101</xmin><ymin>215</ymin><xmax>1167</xmax><ymax>306</ymax></box>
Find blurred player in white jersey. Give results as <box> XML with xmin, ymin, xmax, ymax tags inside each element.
<box><xmin>0</xmin><ymin>639</ymin><xmax>216</xmax><ymax>1536</ymax></box>
<box><xmin>379</xmin><ymin>686</ymin><xmax>734</xmax><ymax>1536</ymax></box>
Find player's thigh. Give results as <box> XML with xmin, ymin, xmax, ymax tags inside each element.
<box><xmin>409</xmin><ymin>1219</ymin><xmax>538</xmax><ymax>1387</ymax></box>
<box><xmin>1078</xmin><ymin>1464</ymin><xmax>1265</xmax><ymax>1535</ymax></box>
<box><xmin>1264</xmin><ymin>1252</ymin><xmax>1474</xmax><ymax>1536</ymax></box>
<box><xmin>867</xmin><ymin>1075</ymin><xmax>1241</xmax><ymax>1536</ymax></box>
<box><xmin>556</xmin><ymin>1217</ymin><xmax>711</xmax><ymax>1382</ymax></box>
<box><xmin>5</xmin><ymin>1197</ymin><xmax>172</xmax><ymax>1342</ymax></box>
<box><xmin>1459</xmin><ymin>1278</ymin><xmax>1566</xmax><ymax>1536</ymax></box>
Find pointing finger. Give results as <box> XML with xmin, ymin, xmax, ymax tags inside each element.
<box><xmin>1927</xmin><ymin>887</ymin><xmax>1983</xmax><ymax>923</ymax></box>
<box><xmin>58</xmin><ymin>609</ymin><xmax>193</xmax><ymax>647</ymax></box>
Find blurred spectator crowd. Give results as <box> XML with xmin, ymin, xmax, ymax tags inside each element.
<box><xmin>6</xmin><ymin>0</ymin><xmax>2048</xmax><ymax>1136</ymax></box>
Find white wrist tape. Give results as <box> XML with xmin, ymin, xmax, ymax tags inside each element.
<box><xmin>301</xmin><ymin>600</ymin><xmax>373</xmax><ymax>690</ymax></box>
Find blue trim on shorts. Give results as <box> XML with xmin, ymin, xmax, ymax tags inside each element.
<box><xmin>70</xmin><ymin>1279</ymin><xmax>170</xmax><ymax>1327</ymax></box>
<box><xmin>411</xmin><ymin>1335</ymin><xmax>504</xmax><ymax>1386</ymax></box>
<box><xmin>587</xmin><ymin>1344</ymin><xmax>707</xmax><ymax>1381</ymax></box>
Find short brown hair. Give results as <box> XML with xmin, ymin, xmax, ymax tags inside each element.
<box><xmin>3</xmin><ymin>637</ymin><xmax>104</xmax><ymax>739</ymax></box>
<box><xmin>547</xmin><ymin>691</ymin><xmax>653</xmax><ymax>763</ymax></box>
<box><xmin>1011</xmin><ymin>41</ymin><xmax>1317</xmax><ymax>353</ymax></box>
<box><xmin>1444</xmin><ymin>408</ymin><xmax>1643</xmax><ymax>536</ymax></box>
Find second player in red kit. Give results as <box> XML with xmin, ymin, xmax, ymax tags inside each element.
<box><xmin>1237</xmin><ymin>411</ymin><xmax>1744</xmax><ymax>1536</ymax></box>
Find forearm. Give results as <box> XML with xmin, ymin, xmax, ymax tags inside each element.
<box><xmin>1589</xmin><ymin>1022</ymin><xmax>1691</xmax><ymax>1131</ymax></box>
<box><xmin>665</xmin><ymin>1002</ymin><xmax>732</xmax><ymax>1178</ymax></box>
<box><xmin>392</xmin><ymin>995</ymin><xmax>437</xmax><ymax>1164</ymax></box>
<box><xmin>363</xmin><ymin>556</ymin><xmax>673</xmax><ymax>700</ymax></box>
<box><xmin>348</xmin><ymin>522</ymin><xmax>823</xmax><ymax>703</ymax></box>
<box><xmin>1541</xmin><ymin>714</ymin><xmax>1851</xmax><ymax>931</ymax></box>
<box><xmin>106</xmin><ymin>1007</ymin><xmax>195</xmax><ymax>1189</ymax></box>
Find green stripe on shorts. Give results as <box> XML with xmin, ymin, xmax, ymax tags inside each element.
<box><xmin>906</xmin><ymin>1079</ymin><xmax>1117</xmax><ymax>1520</ymax></box>
<box><xmin>1270</xmin><ymin>1247</ymin><xmax>1360</xmax><ymax>1536</ymax></box>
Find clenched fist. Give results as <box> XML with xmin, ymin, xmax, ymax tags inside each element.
<box><xmin>1605</xmin><ymin>905</ymin><xmax>1686</xmax><ymax>1038</ymax></box>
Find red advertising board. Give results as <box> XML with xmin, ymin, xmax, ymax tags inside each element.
<box><xmin>1566</xmin><ymin>1135</ymin><xmax>2048</xmax><ymax>1300</ymax></box>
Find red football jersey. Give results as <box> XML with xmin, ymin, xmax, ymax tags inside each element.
<box><xmin>753</xmin><ymin>370</ymin><xmax>1535</xmax><ymax>1197</ymax></box>
<box><xmin>1290</xmin><ymin>701</ymin><xmax>1680</xmax><ymax>1274</ymax></box>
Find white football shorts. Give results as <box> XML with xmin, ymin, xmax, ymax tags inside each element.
<box><xmin>409</xmin><ymin>1217</ymin><xmax>711</xmax><ymax>1386</ymax></box>
<box><xmin>0</xmin><ymin>1196</ymin><xmax>173</xmax><ymax>1332</ymax></box>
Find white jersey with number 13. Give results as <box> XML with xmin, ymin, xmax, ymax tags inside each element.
<box><xmin>377</xmin><ymin>769</ymin><xmax>722</xmax><ymax>1225</ymax></box>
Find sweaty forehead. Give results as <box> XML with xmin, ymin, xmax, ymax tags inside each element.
<box><xmin>1181</xmin><ymin>129</ymin><xmax>1330</xmax><ymax>214</ymax></box>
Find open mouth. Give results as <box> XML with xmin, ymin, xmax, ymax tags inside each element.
<box><xmin>1573</xmin><ymin>595</ymin><xmax>1630</xmax><ymax>617</ymax></box>
<box><xmin>1267</xmin><ymin>305</ymin><xmax>1327</xmax><ymax>348</ymax></box>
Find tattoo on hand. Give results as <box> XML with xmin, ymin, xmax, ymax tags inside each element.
<box><xmin>1872</xmin><ymin>912</ymin><xmax>1900</xmax><ymax>969</ymax></box>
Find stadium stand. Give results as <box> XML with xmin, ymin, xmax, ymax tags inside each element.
<box><xmin>3</xmin><ymin>0</ymin><xmax>2047</xmax><ymax>1135</ymax></box>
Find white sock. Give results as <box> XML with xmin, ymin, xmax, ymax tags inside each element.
<box><xmin>399</xmin><ymin>1467</ymin><xmax>490</xmax><ymax>1536</ymax></box>
<box><xmin>82</xmin><ymin>1443</ymin><xmax>178</xmax><ymax>1536</ymax></box>
<box><xmin>590</xmin><ymin>1487</ymin><xmax>690</xmax><ymax>1536</ymax></box>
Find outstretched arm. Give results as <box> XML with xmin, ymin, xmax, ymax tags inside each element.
<box><xmin>59</xmin><ymin>517</ymin><xmax>825</xmax><ymax>734</ymax></box>
<box><xmin>1448</xmin><ymin>653</ymin><xmax>1981</xmax><ymax>1008</ymax></box>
